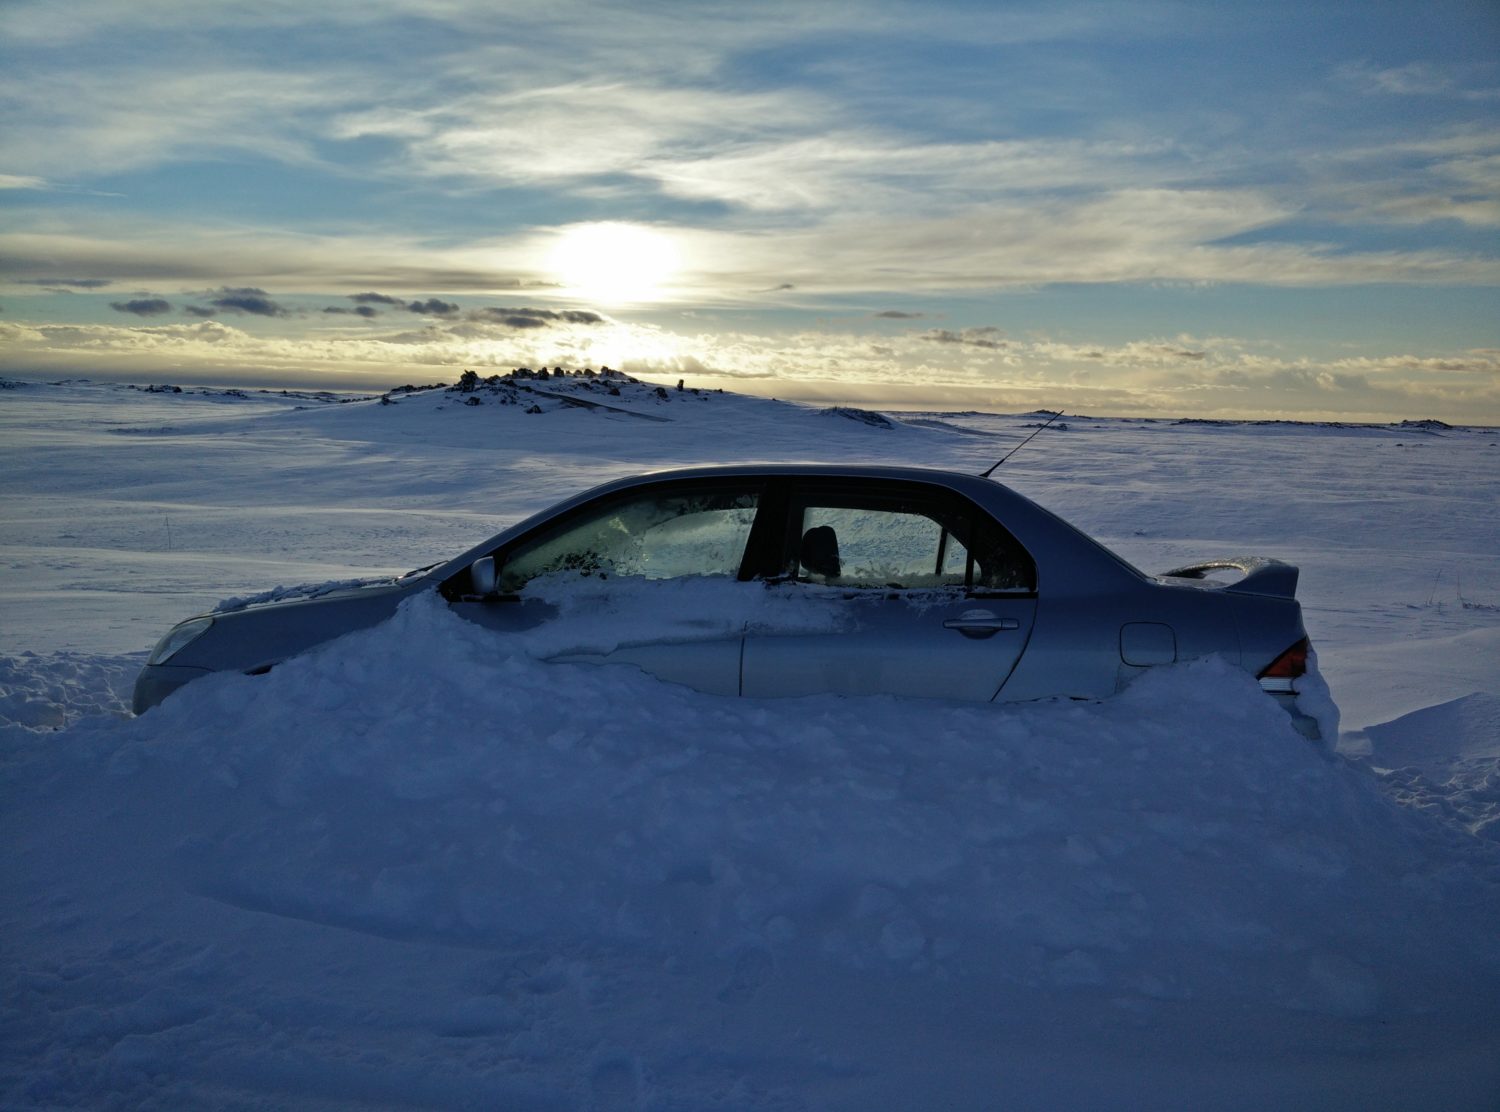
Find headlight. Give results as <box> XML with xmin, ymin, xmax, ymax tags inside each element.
<box><xmin>147</xmin><ymin>616</ymin><xmax>215</xmax><ymax>665</ymax></box>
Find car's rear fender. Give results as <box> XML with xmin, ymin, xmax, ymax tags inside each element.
<box><xmin>1230</xmin><ymin>591</ymin><xmax>1310</xmax><ymax>679</ymax></box>
<box><xmin>1151</xmin><ymin>558</ymin><xmax>1307</xmax><ymax>676</ymax></box>
<box><xmin>1149</xmin><ymin>565</ymin><xmax>1320</xmax><ymax>738</ymax></box>
<box><xmin>998</xmin><ymin>585</ymin><xmax>1174</xmax><ymax>702</ymax></box>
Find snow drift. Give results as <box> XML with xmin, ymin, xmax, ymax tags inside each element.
<box><xmin>6</xmin><ymin>594</ymin><xmax>1500</xmax><ymax>1109</ymax></box>
<box><xmin>3</xmin><ymin>376</ymin><xmax>1499</xmax><ymax>1109</ymax></box>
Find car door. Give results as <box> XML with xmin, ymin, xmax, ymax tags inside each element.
<box><xmin>450</xmin><ymin>479</ymin><xmax>765</xmax><ymax>695</ymax></box>
<box><xmin>740</xmin><ymin>479</ymin><xmax>1037</xmax><ymax>701</ymax></box>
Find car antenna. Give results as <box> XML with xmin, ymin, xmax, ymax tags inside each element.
<box><xmin>980</xmin><ymin>409</ymin><xmax>1063</xmax><ymax>478</ymax></box>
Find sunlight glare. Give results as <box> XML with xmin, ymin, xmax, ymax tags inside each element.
<box><xmin>548</xmin><ymin>222</ymin><xmax>680</xmax><ymax>305</ymax></box>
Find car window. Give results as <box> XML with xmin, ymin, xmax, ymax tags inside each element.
<box><xmin>498</xmin><ymin>484</ymin><xmax>760</xmax><ymax>592</ymax></box>
<box><xmin>799</xmin><ymin>505</ymin><xmax>960</xmax><ymax>588</ymax></box>
<box><xmin>789</xmin><ymin>487</ymin><xmax>1035</xmax><ymax>592</ymax></box>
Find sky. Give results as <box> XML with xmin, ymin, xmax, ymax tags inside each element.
<box><xmin>1</xmin><ymin>0</ymin><xmax>1498</xmax><ymax>422</ymax></box>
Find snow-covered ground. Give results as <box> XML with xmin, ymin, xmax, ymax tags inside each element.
<box><xmin>2</xmin><ymin>373</ymin><xmax>1498</xmax><ymax>1110</ymax></box>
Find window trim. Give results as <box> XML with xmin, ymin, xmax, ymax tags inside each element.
<box><xmin>440</xmin><ymin>474</ymin><xmax>1040</xmax><ymax>601</ymax></box>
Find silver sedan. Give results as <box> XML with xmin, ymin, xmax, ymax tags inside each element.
<box><xmin>133</xmin><ymin>464</ymin><xmax>1320</xmax><ymax>736</ymax></box>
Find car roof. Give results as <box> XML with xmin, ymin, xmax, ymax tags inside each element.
<box><xmin>617</xmin><ymin>462</ymin><xmax>1014</xmax><ymax>496</ymax></box>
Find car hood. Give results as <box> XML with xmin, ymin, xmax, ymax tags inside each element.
<box><xmin>211</xmin><ymin>572</ymin><xmax>424</xmax><ymax>615</ymax></box>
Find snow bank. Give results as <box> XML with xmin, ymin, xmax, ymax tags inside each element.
<box><xmin>7</xmin><ymin>595</ymin><xmax>1499</xmax><ymax>1109</ymax></box>
<box><xmin>1342</xmin><ymin>693</ymin><xmax>1500</xmax><ymax>843</ymax></box>
<box><xmin>0</xmin><ymin>650</ymin><xmax>141</xmax><ymax>736</ymax></box>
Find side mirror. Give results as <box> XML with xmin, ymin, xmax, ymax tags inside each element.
<box><xmin>469</xmin><ymin>556</ymin><xmax>498</xmax><ymax>596</ymax></box>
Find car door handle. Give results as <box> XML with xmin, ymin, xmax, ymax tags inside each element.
<box><xmin>942</xmin><ymin>611</ymin><xmax>1020</xmax><ymax>638</ymax></box>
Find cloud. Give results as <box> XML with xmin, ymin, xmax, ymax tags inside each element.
<box><xmin>0</xmin><ymin>4</ymin><xmax>1315</xmax><ymax>256</ymax></box>
<box><xmin>16</xmin><ymin>277</ymin><xmax>112</xmax><ymax>288</ymax></box>
<box><xmin>328</xmin><ymin>293</ymin><xmax>462</xmax><ymax>316</ymax></box>
<box><xmin>323</xmin><ymin>305</ymin><xmax>380</xmax><ymax>317</ymax></box>
<box><xmin>875</xmin><ymin>310</ymin><xmax>926</xmax><ymax>319</ymax></box>
<box><xmin>306</xmin><ymin>13</ymin><xmax>1191</xmax><ymax>218</ymax></box>
<box><xmin>5</xmin><ymin>186</ymin><xmax>1499</xmax><ymax>310</ymax></box>
<box><xmin>332</xmin><ymin>292</ymin><xmax>463</xmax><ymax>317</ymax></box>
<box><xmin>0</xmin><ymin>322</ymin><xmax>47</xmax><ymax>342</ymax></box>
<box><xmin>337</xmin><ymin>294</ymin><xmax>601</xmax><ymax>323</ymax></box>
<box><xmin>0</xmin><ymin>174</ymin><xmax>48</xmax><ymax>190</ymax></box>
<box><xmin>922</xmin><ymin>327</ymin><xmax>1007</xmax><ymax>350</ymax></box>
<box><xmin>1027</xmin><ymin>337</ymin><xmax>1212</xmax><ymax>367</ymax></box>
<box><xmin>682</xmin><ymin>188</ymin><xmax>1500</xmax><ymax>293</ymax></box>
<box><xmin>0</xmin><ymin>61</ymin><xmax>358</xmax><ymax>179</ymax></box>
<box><xmin>1339</xmin><ymin>62</ymin><xmax>1457</xmax><ymax>97</ymax></box>
<box><xmin>1300</xmin><ymin>129</ymin><xmax>1500</xmax><ymax>229</ymax></box>
<box><xmin>0</xmin><ymin>1</ymin><xmax>1128</xmax><ymax>50</ymax></box>
<box><xmin>0</xmin><ymin>220</ymin><xmax>559</xmax><ymax>296</ymax></box>
<box><xmin>643</xmin><ymin>133</ymin><xmax>1187</xmax><ymax>215</ymax></box>
<box><xmin>469</xmin><ymin>306</ymin><xmax>605</xmax><ymax>328</ymax></box>
<box><xmin>0</xmin><ymin>3</ymin><xmax>1496</xmax><ymax>333</ymax></box>
<box><xmin>1363</xmin><ymin>192</ymin><xmax>1500</xmax><ymax>228</ymax></box>
<box><xmin>336</xmin><ymin>80</ymin><xmax>831</xmax><ymax>203</ymax></box>
<box><xmin>192</xmin><ymin>287</ymin><xmax>291</xmax><ymax>317</ymax></box>
<box><xmin>109</xmin><ymin>298</ymin><xmax>172</xmax><ymax>316</ymax></box>
<box><xmin>405</xmin><ymin>298</ymin><xmax>460</xmax><ymax>317</ymax></box>
<box><xmin>333</xmin><ymin>297</ymin><xmax>605</xmax><ymax>325</ymax></box>
<box><xmin>1337</xmin><ymin>62</ymin><xmax>1500</xmax><ymax>102</ymax></box>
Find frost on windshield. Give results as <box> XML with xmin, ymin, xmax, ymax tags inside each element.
<box><xmin>498</xmin><ymin>486</ymin><xmax>759</xmax><ymax>592</ymax></box>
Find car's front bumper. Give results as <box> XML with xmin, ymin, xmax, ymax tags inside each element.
<box><xmin>132</xmin><ymin>663</ymin><xmax>211</xmax><ymax>715</ymax></box>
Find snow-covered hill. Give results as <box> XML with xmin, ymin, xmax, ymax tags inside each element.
<box><xmin>2</xmin><ymin>374</ymin><xmax>1498</xmax><ymax>1110</ymax></box>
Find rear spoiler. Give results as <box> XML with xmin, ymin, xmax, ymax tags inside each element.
<box><xmin>1157</xmin><ymin>557</ymin><xmax>1299</xmax><ymax>599</ymax></box>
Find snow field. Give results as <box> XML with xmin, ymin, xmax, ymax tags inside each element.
<box><xmin>3</xmin><ymin>375</ymin><xmax>1500</xmax><ymax>1108</ymax></box>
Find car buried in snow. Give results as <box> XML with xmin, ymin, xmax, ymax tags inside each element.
<box><xmin>133</xmin><ymin>464</ymin><xmax>1321</xmax><ymax>737</ymax></box>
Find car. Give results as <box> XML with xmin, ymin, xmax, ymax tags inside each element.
<box><xmin>133</xmin><ymin>464</ymin><xmax>1321</xmax><ymax>736</ymax></box>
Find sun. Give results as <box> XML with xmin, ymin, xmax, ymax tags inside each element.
<box><xmin>547</xmin><ymin>222</ymin><xmax>680</xmax><ymax>305</ymax></box>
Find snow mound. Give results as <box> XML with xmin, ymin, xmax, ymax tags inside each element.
<box><xmin>9</xmin><ymin>596</ymin><xmax>1500</xmax><ymax>1107</ymax></box>
<box><xmin>0</xmin><ymin>651</ymin><xmax>142</xmax><ymax>735</ymax></box>
<box><xmin>381</xmin><ymin>366</ymin><xmax>720</xmax><ymax>421</ymax></box>
<box><xmin>1347</xmin><ymin>693</ymin><xmax>1500</xmax><ymax>842</ymax></box>
<box><xmin>122</xmin><ymin>598</ymin><xmax>1498</xmax><ymax>995</ymax></box>
<box><xmin>818</xmin><ymin>406</ymin><xmax>897</xmax><ymax>429</ymax></box>
<box><xmin>1362</xmin><ymin>692</ymin><xmax>1500</xmax><ymax>769</ymax></box>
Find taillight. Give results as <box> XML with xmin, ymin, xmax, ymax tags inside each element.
<box><xmin>1257</xmin><ymin>637</ymin><xmax>1308</xmax><ymax>693</ymax></box>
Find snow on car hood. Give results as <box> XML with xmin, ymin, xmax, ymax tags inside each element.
<box><xmin>212</xmin><ymin>574</ymin><xmax>408</xmax><ymax>613</ymax></box>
